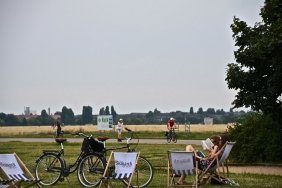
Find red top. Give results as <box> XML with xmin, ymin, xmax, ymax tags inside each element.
<box><xmin>167</xmin><ymin>119</ymin><xmax>175</xmax><ymax>129</ymax></box>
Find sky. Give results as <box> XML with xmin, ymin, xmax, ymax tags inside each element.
<box><xmin>0</xmin><ymin>0</ymin><xmax>265</xmax><ymax>115</ymax></box>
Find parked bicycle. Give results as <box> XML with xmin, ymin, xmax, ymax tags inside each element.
<box><xmin>34</xmin><ymin>134</ymin><xmax>105</xmax><ymax>187</ymax></box>
<box><xmin>34</xmin><ymin>129</ymin><xmax>153</xmax><ymax>188</ymax></box>
<box><xmin>166</xmin><ymin>128</ymin><xmax>177</xmax><ymax>143</ymax></box>
<box><xmin>78</xmin><ymin>128</ymin><xmax>154</xmax><ymax>188</ymax></box>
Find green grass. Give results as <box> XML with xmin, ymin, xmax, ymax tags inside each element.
<box><xmin>1</xmin><ymin>142</ymin><xmax>282</xmax><ymax>187</ymax></box>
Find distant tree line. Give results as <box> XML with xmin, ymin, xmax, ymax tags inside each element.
<box><xmin>0</xmin><ymin>105</ymin><xmax>248</xmax><ymax>126</ymax></box>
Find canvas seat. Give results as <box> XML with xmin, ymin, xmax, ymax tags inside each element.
<box><xmin>198</xmin><ymin>142</ymin><xmax>239</xmax><ymax>186</ymax></box>
<box><xmin>167</xmin><ymin>151</ymin><xmax>198</xmax><ymax>188</ymax></box>
<box><xmin>99</xmin><ymin>152</ymin><xmax>140</xmax><ymax>188</ymax></box>
<box><xmin>0</xmin><ymin>153</ymin><xmax>41</xmax><ymax>188</ymax></box>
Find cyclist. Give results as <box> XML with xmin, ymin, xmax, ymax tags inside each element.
<box><xmin>167</xmin><ymin>117</ymin><xmax>176</xmax><ymax>131</ymax></box>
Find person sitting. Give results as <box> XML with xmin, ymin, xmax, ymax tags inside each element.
<box><xmin>177</xmin><ymin>135</ymin><xmax>224</xmax><ymax>185</ymax></box>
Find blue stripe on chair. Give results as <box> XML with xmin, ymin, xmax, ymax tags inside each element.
<box><xmin>103</xmin><ymin>173</ymin><xmax>133</xmax><ymax>180</ymax></box>
<box><xmin>173</xmin><ymin>169</ymin><xmax>195</xmax><ymax>176</ymax></box>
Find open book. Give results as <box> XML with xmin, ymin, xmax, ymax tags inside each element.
<box><xmin>201</xmin><ymin>138</ymin><xmax>214</xmax><ymax>150</ymax></box>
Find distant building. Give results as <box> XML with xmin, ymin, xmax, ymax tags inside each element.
<box><xmin>24</xmin><ymin>107</ymin><xmax>37</xmax><ymax>116</ymax></box>
<box><xmin>204</xmin><ymin>117</ymin><xmax>213</xmax><ymax>125</ymax></box>
<box><xmin>24</xmin><ymin>107</ymin><xmax>30</xmax><ymax>116</ymax></box>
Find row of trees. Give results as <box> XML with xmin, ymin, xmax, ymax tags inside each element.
<box><xmin>0</xmin><ymin>105</ymin><xmax>246</xmax><ymax>126</ymax></box>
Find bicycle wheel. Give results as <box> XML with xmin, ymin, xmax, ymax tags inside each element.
<box><xmin>35</xmin><ymin>153</ymin><xmax>63</xmax><ymax>186</ymax></box>
<box><xmin>167</xmin><ymin>131</ymin><xmax>172</xmax><ymax>143</ymax></box>
<box><xmin>172</xmin><ymin>132</ymin><xmax>177</xmax><ymax>143</ymax></box>
<box><xmin>77</xmin><ymin>153</ymin><xmax>106</xmax><ymax>187</ymax></box>
<box><xmin>123</xmin><ymin>156</ymin><xmax>154</xmax><ymax>188</ymax></box>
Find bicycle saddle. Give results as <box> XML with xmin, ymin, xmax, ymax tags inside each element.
<box><xmin>55</xmin><ymin>137</ymin><xmax>67</xmax><ymax>143</ymax></box>
<box><xmin>97</xmin><ymin>136</ymin><xmax>109</xmax><ymax>142</ymax></box>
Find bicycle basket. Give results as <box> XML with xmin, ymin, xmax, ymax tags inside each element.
<box><xmin>81</xmin><ymin>137</ymin><xmax>104</xmax><ymax>153</ymax></box>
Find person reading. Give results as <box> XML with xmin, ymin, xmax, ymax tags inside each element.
<box><xmin>177</xmin><ymin>135</ymin><xmax>223</xmax><ymax>185</ymax></box>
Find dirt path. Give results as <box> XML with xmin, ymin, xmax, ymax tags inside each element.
<box><xmin>227</xmin><ymin>166</ymin><xmax>282</xmax><ymax>176</ymax></box>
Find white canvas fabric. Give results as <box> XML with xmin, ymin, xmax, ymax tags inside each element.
<box><xmin>0</xmin><ymin>154</ymin><xmax>28</xmax><ymax>181</ymax></box>
<box><xmin>170</xmin><ymin>151</ymin><xmax>195</xmax><ymax>176</ymax></box>
<box><xmin>113</xmin><ymin>152</ymin><xmax>137</xmax><ymax>179</ymax></box>
<box><xmin>218</xmin><ymin>142</ymin><xmax>234</xmax><ymax>165</ymax></box>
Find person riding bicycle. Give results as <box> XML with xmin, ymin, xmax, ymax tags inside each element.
<box><xmin>167</xmin><ymin>117</ymin><xmax>176</xmax><ymax>131</ymax></box>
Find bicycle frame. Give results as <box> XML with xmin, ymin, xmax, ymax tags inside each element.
<box><xmin>101</xmin><ymin>130</ymin><xmax>136</xmax><ymax>157</ymax></box>
<box><xmin>42</xmin><ymin>139</ymin><xmax>87</xmax><ymax>176</ymax></box>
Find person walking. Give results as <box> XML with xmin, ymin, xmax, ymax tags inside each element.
<box><xmin>116</xmin><ymin>119</ymin><xmax>124</xmax><ymax>142</ymax></box>
<box><xmin>52</xmin><ymin>121</ymin><xmax>63</xmax><ymax>138</ymax></box>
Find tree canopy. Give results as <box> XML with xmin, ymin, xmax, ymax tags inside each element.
<box><xmin>226</xmin><ymin>0</ymin><xmax>282</xmax><ymax>116</ymax></box>
<box><xmin>227</xmin><ymin>0</ymin><xmax>282</xmax><ymax>163</ymax></box>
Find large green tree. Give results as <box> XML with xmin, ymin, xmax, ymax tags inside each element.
<box><xmin>226</xmin><ymin>0</ymin><xmax>282</xmax><ymax>162</ymax></box>
<box><xmin>226</xmin><ymin>0</ymin><xmax>282</xmax><ymax>116</ymax></box>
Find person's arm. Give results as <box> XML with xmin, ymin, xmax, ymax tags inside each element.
<box><xmin>208</xmin><ymin>145</ymin><xmax>221</xmax><ymax>159</ymax></box>
<box><xmin>173</xmin><ymin>121</ymin><xmax>177</xmax><ymax>129</ymax></box>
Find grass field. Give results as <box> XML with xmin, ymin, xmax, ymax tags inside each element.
<box><xmin>1</xmin><ymin>142</ymin><xmax>282</xmax><ymax>188</ymax></box>
<box><xmin>1</xmin><ymin>125</ymin><xmax>282</xmax><ymax>187</ymax></box>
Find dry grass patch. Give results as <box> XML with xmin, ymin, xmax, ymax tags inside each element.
<box><xmin>0</xmin><ymin>124</ymin><xmax>228</xmax><ymax>136</ymax></box>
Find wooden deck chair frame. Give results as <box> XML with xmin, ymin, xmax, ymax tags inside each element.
<box><xmin>198</xmin><ymin>142</ymin><xmax>236</xmax><ymax>185</ymax></box>
<box><xmin>0</xmin><ymin>153</ymin><xmax>41</xmax><ymax>188</ymax></box>
<box><xmin>99</xmin><ymin>151</ymin><xmax>140</xmax><ymax>188</ymax></box>
<box><xmin>167</xmin><ymin>151</ymin><xmax>198</xmax><ymax>188</ymax></box>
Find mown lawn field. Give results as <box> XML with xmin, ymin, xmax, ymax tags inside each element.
<box><xmin>1</xmin><ymin>141</ymin><xmax>282</xmax><ymax>188</ymax></box>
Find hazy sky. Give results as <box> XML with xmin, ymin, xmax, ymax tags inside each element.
<box><xmin>0</xmin><ymin>0</ymin><xmax>264</xmax><ymax>115</ymax></box>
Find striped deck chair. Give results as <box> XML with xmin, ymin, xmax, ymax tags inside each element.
<box><xmin>99</xmin><ymin>152</ymin><xmax>140</xmax><ymax>188</ymax></box>
<box><xmin>198</xmin><ymin>142</ymin><xmax>238</xmax><ymax>186</ymax></box>
<box><xmin>167</xmin><ymin>151</ymin><xmax>198</xmax><ymax>188</ymax></box>
<box><xmin>0</xmin><ymin>153</ymin><xmax>40</xmax><ymax>188</ymax></box>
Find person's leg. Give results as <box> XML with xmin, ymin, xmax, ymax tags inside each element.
<box><xmin>177</xmin><ymin>145</ymin><xmax>195</xmax><ymax>184</ymax></box>
<box><xmin>117</xmin><ymin>129</ymin><xmax>122</xmax><ymax>142</ymax></box>
<box><xmin>186</xmin><ymin>145</ymin><xmax>195</xmax><ymax>152</ymax></box>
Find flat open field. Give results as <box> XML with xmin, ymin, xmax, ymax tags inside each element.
<box><xmin>0</xmin><ymin>124</ymin><xmax>229</xmax><ymax>136</ymax></box>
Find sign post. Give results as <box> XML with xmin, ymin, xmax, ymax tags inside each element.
<box><xmin>97</xmin><ymin>115</ymin><xmax>113</xmax><ymax>130</ymax></box>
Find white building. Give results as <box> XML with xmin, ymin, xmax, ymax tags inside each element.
<box><xmin>204</xmin><ymin>117</ymin><xmax>213</xmax><ymax>125</ymax></box>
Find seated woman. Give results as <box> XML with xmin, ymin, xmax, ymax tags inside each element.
<box><xmin>177</xmin><ymin>135</ymin><xmax>225</xmax><ymax>185</ymax></box>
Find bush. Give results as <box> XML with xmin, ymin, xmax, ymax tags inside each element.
<box><xmin>229</xmin><ymin>113</ymin><xmax>282</xmax><ymax>163</ymax></box>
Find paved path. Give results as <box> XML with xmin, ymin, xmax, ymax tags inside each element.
<box><xmin>0</xmin><ymin>138</ymin><xmax>201</xmax><ymax>145</ymax></box>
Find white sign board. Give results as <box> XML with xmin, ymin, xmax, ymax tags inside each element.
<box><xmin>97</xmin><ymin>115</ymin><xmax>113</xmax><ymax>130</ymax></box>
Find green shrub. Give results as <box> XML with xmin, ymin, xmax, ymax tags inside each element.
<box><xmin>229</xmin><ymin>113</ymin><xmax>282</xmax><ymax>163</ymax></box>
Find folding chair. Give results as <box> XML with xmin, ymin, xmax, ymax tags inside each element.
<box><xmin>0</xmin><ymin>153</ymin><xmax>41</xmax><ymax>188</ymax></box>
<box><xmin>99</xmin><ymin>152</ymin><xmax>140</xmax><ymax>188</ymax></box>
<box><xmin>198</xmin><ymin>142</ymin><xmax>239</xmax><ymax>186</ymax></box>
<box><xmin>167</xmin><ymin>151</ymin><xmax>198</xmax><ymax>188</ymax></box>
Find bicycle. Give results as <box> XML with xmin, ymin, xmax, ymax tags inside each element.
<box><xmin>166</xmin><ymin>128</ymin><xmax>177</xmax><ymax>143</ymax></box>
<box><xmin>34</xmin><ymin>134</ymin><xmax>106</xmax><ymax>187</ymax></box>
<box><xmin>78</xmin><ymin>128</ymin><xmax>154</xmax><ymax>188</ymax></box>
